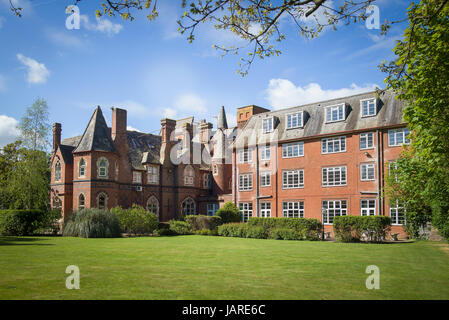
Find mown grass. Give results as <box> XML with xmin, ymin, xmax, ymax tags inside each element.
<box><xmin>0</xmin><ymin>236</ymin><xmax>448</xmax><ymax>299</ymax></box>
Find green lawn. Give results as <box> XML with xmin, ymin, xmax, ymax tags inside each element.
<box><xmin>0</xmin><ymin>235</ymin><xmax>448</xmax><ymax>299</ymax></box>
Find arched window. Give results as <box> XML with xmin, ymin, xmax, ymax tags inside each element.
<box><xmin>184</xmin><ymin>165</ymin><xmax>194</xmax><ymax>186</ymax></box>
<box><xmin>97</xmin><ymin>157</ymin><xmax>109</xmax><ymax>178</ymax></box>
<box><xmin>55</xmin><ymin>161</ymin><xmax>61</xmax><ymax>182</ymax></box>
<box><xmin>97</xmin><ymin>192</ymin><xmax>108</xmax><ymax>209</ymax></box>
<box><xmin>78</xmin><ymin>194</ymin><xmax>85</xmax><ymax>209</ymax></box>
<box><xmin>79</xmin><ymin>158</ymin><xmax>86</xmax><ymax>177</ymax></box>
<box><xmin>182</xmin><ymin>197</ymin><xmax>196</xmax><ymax>215</ymax></box>
<box><xmin>147</xmin><ymin>196</ymin><xmax>159</xmax><ymax>219</ymax></box>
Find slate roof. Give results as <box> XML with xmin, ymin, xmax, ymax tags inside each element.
<box><xmin>217</xmin><ymin>106</ymin><xmax>228</xmax><ymax>129</ymax></box>
<box><xmin>234</xmin><ymin>90</ymin><xmax>406</xmax><ymax>148</ymax></box>
<box><xmin>73</xmin><ymin>107</ymin><xmax>116</xmax><ymax>153</ymax></box>
<box><xmin>127</xmin><ymin>131</ymin><xmax>161</xmax><ymax>170</ymax></box>
<box><xmin>58</xmin><ymin>144</ymin><xmax>76</xmax><ymax>164</ymax></box>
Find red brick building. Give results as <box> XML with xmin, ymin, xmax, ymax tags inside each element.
<box><xmin>50</xmin><ymin>106</ymin><xmax>234</xmax><ymax>221</ymax></box>
<box><xmin>232</xmin><ymin>90</ymin><xmax>408</xmax><ymax>237</ymax></box>
<box><xmin>51</xmin><ymin>90</ymin><xmax>408</xmax><ymax>237</ymax></box>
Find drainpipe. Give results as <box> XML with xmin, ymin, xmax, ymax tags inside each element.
<box><xmin>377</xmin><ymin>129</ymin><xmax>382</xmax><ymax>215</ymax></box>
<box><xmin>255</xmin><ymin>144</ymin><xmax>260</xmax><ymax>217</ymax></box>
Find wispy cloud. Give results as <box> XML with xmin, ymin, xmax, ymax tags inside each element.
<box><xmin>345</xmin><ymin>33</ymin><xmax>401</xmax><ymax>60</ymax></box>
<box><xmin>80</xmin><ymin>15</ymin><xmax>123</xmax><ymax>36</ymax></box>
<box><xmin>16</xmin><ymin>53</ymin><xmax>50</xmax><ymax>84</ymax></box>
<box><xmin>0</xmin><ymin>115</ymin><xmax>20</xmax><ymax>147</ymax></box>
<box><xmin>47</xmin><ymin>29</ymin><xmax>86</xmax><ymax>48</ymax></box>
<box><xmin>266</xmin><ymin>79</ymin><xmax>379</xmax><ymax>109</ymax></box>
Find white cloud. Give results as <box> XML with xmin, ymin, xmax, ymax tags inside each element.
<box><xmin>80</xmin><ymin>15</ymin><xmax>123</xmax><ymax>36</ymax></box>
<box><xmin>161</xmin><ymin>107</ymin><xmax>178</xmax><ymax>119</ymax></box>
<box><xmin>0</xmin><ymin>115</ymin><xmax>20</xmax><ymax>147</ymax></box>
<box><xmin>266</xmin><ymin>79</ymin><xmax>379</xmax><ymax>109</ymax></box>
<box><xmin>16</xmin><ymin>53</ymin><xmax>50</xmax><ymax>84</ymax></box>
<box><xmin>126</xmin><ymin>125</ymin><xmax>141</xmax><ymax>132</ymax></box>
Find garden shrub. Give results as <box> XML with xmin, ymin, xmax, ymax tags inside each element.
<box><xmin>218</xmin><ymin>223</ymin><xmax>248</xmax><ymax>237</ymax></box>
<box><xmin>62</xmin><ymin>208</ymin><xmax>121</xmax><ymax>238</ymax></box>
<box><xmin>269</xmin><ymin>228</ymin><xmax>301</xmax><ymax>240</ymax></box>
<box><xmin>194</xmin><ymin>228</ymin><xmax>218</xmax><ymax>236</ymax></box>
<box><xmin>169</xmin><ymin>220</ymin><xmax>192</xmax><ymax>235</ymax></box>
<box><xmin>0</xmin><ymin>209</ymin><xmax>60</xmax><ymax>236</ymax></box>
<box><xmin>185</xmin><ymin>215</ymin><xmax>222</xmax><ymax>231</ymax></box>
<box><xmin>154</xmin><ymin>228</ymin><xmax>177</xmax><ymax>236</ymax></box>
<box><xmin>111</xmin><ymin>205</ymin><xmax>158</xmax><ymax>235</ymax></box>
<box><xmin>333</xmin><ymin>216</ymin><xmax>391</xmax><ymax>242</ymax></box>
<box><xmin>247</xmin><ymin>217</ymin><xmax>322</xmax><ymax>240</ymax></box>
<box><xmin>215</xmin><ymin>202</ymin><xmax>241</xmax><ymax>223</ymax></box>
<box><xmin>245</xmin><ymin>225</ymin><xmax>268</xmax><ymax>239</ymax></box>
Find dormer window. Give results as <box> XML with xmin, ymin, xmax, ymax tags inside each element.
<box><xmin>147</xmin><ymin>165</ymin><xmax>159</xmax><ymax>184</ymax></box>
<box><xmin>361</xmin><ymin>98</ymin><xmax>376</xmax><ymax>117</ymax></box>
<box><xmin>325</xmin><ymin>104</ymin><xmax>345</xmax><ymax>123</ymax></box>
<box><xmin>262</xmin><ymin>117</ymin><xmax>274</xmax><ymax>133</ymax></box>
<box><xmin>286</xmin><ymin>112</ymin><xmax>303</xmax><ymax>129</ymax></box>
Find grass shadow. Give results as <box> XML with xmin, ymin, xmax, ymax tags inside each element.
<box><xmin>0</xmin><ymin>236</ymin><xmax>55</xmax><ymax>246</ymax></box>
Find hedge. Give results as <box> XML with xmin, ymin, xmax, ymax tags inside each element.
<box><xmin>0</xmin><ymin>209</ymin><xmax>60</xmax><ymax>236</ymax></box>
<box><xmin>185</xmin><ymin>215</ymin><xmax>222</xmax><ymax>231</ymax></box>
<box><xmin>333</xmin><ymin>216</ymin><xmax>391</xmax><ymax>242</ymax></box>
<box><xmin>247</xmin><ymin>217</ymin><xmax>322</xmax><ymax>240</ymax></box>
<box><xmin>217</xmin><ymin>223</ymin><xmax>249</xmax><ymax>238</ymax></box>
<box><xmin>111</xmin><ymin>205</ymin><xmax>158</xmax><ymax>235</ymax></box>
<box><xmin>169</xmin><ymin>220</ymin><xmax>193</xmax><ymax>235</ymax></box>
<box><xmin>62</xmin><ymin>208</ymin><xmax>121</xmax><ymax>238</ymax></box>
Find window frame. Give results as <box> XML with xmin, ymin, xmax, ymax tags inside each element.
<box><xmin>388</xmin><ymin>128</ymin><xmax>411</xmax><ymax>147</ymax></box>
<box><xmin>322</xmin><ymin>200</ymin><xmax>348</xmax><ymax>225</ymax></box>
<box><xmin>238</xmin><ymin>148</ymin><xmax>253</xmax><ymax>163</ymax></box>
<box><xmin>238</xmin><ymin>173</ymin><xmax>253</xmax><ymax>191</ymax></box>
<box><xmin>321</xmin><ymin>136</ymin><xmax>346</xmax><ymax>154</ymax></box>
<box><xmin>282</xmin><ymin>169</ymin><xmax>304</xmax><ymax>189</ymax></box>
<box><xmin>239</xmin><ymin>202</ymin><xmax>253</xmax><ymax>222</ymax></box>
<box><xmin>184</xmin><ymin>165</ymin><xmax>194</xmax><ymax>186</ymax></box>
<box><xmin>260</xmin><ymin>171</ymin><xmax>271</xmax><ymax>187</ymax></box>
<box><xmin>325</xmin><ymin>103</ymin><xmax>345</xmax><ymax>123</ymax></box>
<box><xmin>361</xmin><ymin>199</ymin><xmax>377</xmax><ymax>216</ymax></box>
<box><xmin>78</xmin><ymin>158</ymin><xmax>86</xmax><ymax>178</ymax></box>
<box><xmin>286</xmin><ymin>112</ymin><xmax>304</xmax><ymax>129</ymax></box>
<box><xmin>260</xmin><ymin>145</ymin><xmax>271</xmax><ymax>161</ymax></box>
<box><xmin>360</xmin><ymin>163</ymin><xmax>375</xmax><ymax>181</ymax></box>
<box><xmin>260</xmin><ymin>202</ymin><xmax>271</xmax><ymax>218</ymax></box>
<box><xmin>146</xmin><ymin>165</ymin><xmax>159</xmax><ymax>184</ymax></box>
<box><xmin>360</xmin><ymin>132</ymin><xmax>374</xmax><ymax>150</ymax></box>
<box><xmin>322</xmin><ymin>166</ymin><xmax>347</xmax><ymax>187</ymax></box>
<box><xmin>282</xmin><ymin>141</ymin><xmax>304</xmax><ymax>158</ymax></box>
<box><xmin>207</xmin><ymin>203</ymin><xmax>219</xmax><ymax>216</ymax></box>
<box><xmin>132</xmin><ymin>171</ymin><xmax>142</xmax><ymax>184</ymax></box>
<box><xmin>360</xmin><ymin>98</ymin><xmax>377</xmax><ymax>117</ymax></box>
<box><xmin>282</xmin><ymin>201</ymin><xmax>305</xmax><ymax>218</ymax></box>
<box><xmin>97</xmin><ymin>157</ymin><xmax>109</xmax><ymax>178</ymax></box>
<box><xmin>54</xmin><ymin>160</ymin><xmax>62</xmax><ymax>182</ymax></box>
<box><xmin>262</xmin><ymin>117</ymin><xmax>274</xmax><ymax>133</ymax></box>
<box><xmin>390</xmin><ymin>200</ymin><xmax>406</xmax><ymax>225</ymax></box>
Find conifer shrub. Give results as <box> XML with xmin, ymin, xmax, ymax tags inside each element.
<box><xmin>215</xmin><ymin>202</ymin><xmax>241</xmax><ymax>223</ymax></box>
<box><xmin>62</xmin><ymin>208</ymin><xmax>121</xmax><ymax>238</ymax></box>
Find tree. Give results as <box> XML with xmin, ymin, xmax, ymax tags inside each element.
<box><xmin>382</xmin><ymin>0</ymin><xmax>449</xmax><ymax>240</ymax></box>
<box><xmin>0</xmin><ymin>98</ymin><xmax>52</xmax><ymax>211</ymax></box>
<box><xmin>10</xmin><ymin>0</ymin><xmax>386</xmax><ymax>75</ymax></box>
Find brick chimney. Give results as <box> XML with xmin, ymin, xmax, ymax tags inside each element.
<box><xmin>111</xmin><ymin>107</ymin><xmax>127</xmax><ymax>141</ymax></box>
<box><xmin>53</xmin><ymin>123</ymin><xmax>61</xmax><ymax>152</ymax></box>
<box><xmin>161</xmin><ymin>118</ymin><xmax>177</xmax><ymax>144</ymax></box>
<box><xmin>199</xmin><ymin>120</ymin><xmax>213</xmax><ymax>144</ymax></box>
<box><xmin>237</xmin><ymin>105</ymin><xmax>270</xmax><ymax>129</ymax></box>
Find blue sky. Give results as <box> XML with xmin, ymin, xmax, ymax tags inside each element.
<box><xmin>0</xmin><ymin>0</ymin><xmax>411</xmax><ymax>147</ymax></box>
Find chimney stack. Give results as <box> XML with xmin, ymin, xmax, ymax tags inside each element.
<box><xmin>111</xmin><ymin>107</ymin><xmax>127</xmax><ymax>141</ymax></box>
<box><xmin>53</xmin><ymin>123</ymin><xmax>61</xmax><ymax>152</ymax></box>
<box><xmin>161</xmin><ymin>118</ymin><xmax>177</xmax><ymax>144</ymax></box>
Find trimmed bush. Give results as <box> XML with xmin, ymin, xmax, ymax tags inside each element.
<box><xmin>185</xmin><ymin>215</ymin><xmax>222</xmax><ymax>231</ymax></box>
<box><xmin>247</xmin><ymin>217</ymin><xmax>322</xmax><ymax>240</ymax></box>
<box><xmin>218</xmin><ymin>223</ymin><xmax>248</xmax><ymax>237</ymax></box>
<box><xmin>169</xmin><ymin>220</ymin><xmax>192</xmax><ymax>235</ymax></box>
<box><xmin>0</xmin><ymin>209</ymin><xmax>59</xmax><ymax>236</ymax></box>
<box><xmin>215</xmin><ymin>202</ymin><xmax>241</xmax><ymax>223</ymax></box>
<box><xmin>62</xmin><ymin>208</ymin><xmax>121</xmax><ymax>238</ymax></box>
<box><xmin>154</xmin><ymin>228</ymin><xmax>177</xmax><ymax>236</ymax></box>
<box><xmin>111</xmin><ymin>205</ymin><xmax>158</xmax><ymax>235</ymax></box>
<box><xmin>245</xmin><ymin>225</ymin><xmax>268</xmax><ymax>239</ymax></box>
<box><xmin>333</xmin><ymin>216</ymin><xmax>391</xmax><ymax>242</ymax></box>
<box><xmin>269</xmin><ymin>228</ymin><xmax>301</xmax><ymax>240</ymax></box>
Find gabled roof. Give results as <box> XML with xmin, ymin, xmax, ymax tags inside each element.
<box><xmin>73</xmin><ymin>106</ymin><xmax>116</xmax><ymax>153</ymax></box>
<box><xmin>58</xmin><ymin>144</ymin><xmax>76</xmax><ymax>164</ymax></box>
